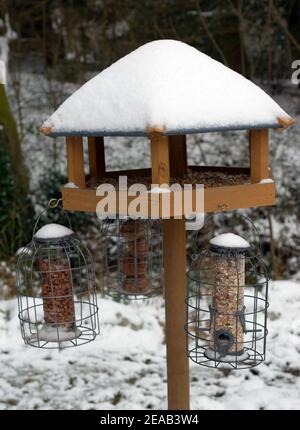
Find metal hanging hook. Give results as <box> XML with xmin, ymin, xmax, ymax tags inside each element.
<box><xmin>32</xmin><ymin>198</ymin><xmax>72</xmax><ymax>240</ymax></box>
<box><xmin>48</xmin><ymin>198</ymin><xmax>63</xmax><ymax>209</ymax></box>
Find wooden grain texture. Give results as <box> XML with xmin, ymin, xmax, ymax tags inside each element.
<box><xmin>204</xmin><ymin>181</ymin><xmax>275</xmax><ymax>212</ymax></box>
<box><xmin>249</xmin><ymin>129</ymin><xmax>269</xmax><ymax>183</ymax></box>
<box><xmin>169</xmin><ymin>134</ymin><xmax>188</xmax><ymax>178</ymax></box>
<box><xmin>163</xmin><ymin>218</ymin><xmax>190</xmax><ymax>410</ymax></box>
<box><xmin>66</xmin><ymin>136</ymin><xmax>85</xmax><ymax>188</ymax></box>
<box><xmin>150</xmin><ymin>132</ymin><xmax>170</xmax><ymax>185</ymax></box>
<box><xmin>88</xmin><ymin>136</ymin><xmax>105</xmax><ymax>181</ymax></box>
<box><xmin>150</xmin><ymin>131</ymin><xmax>190</xmax><ymax>410</ymax></box>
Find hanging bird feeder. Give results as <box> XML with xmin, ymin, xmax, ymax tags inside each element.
<box><xmin>16</xmin><ymin>210</ymin><xmax>99</xmax><ymax>349</ymax></box>
<box><xmin>101</xmin><ymin>217</ymin><xmax>163</xmax><ymax>299</ymax></box>
<box><xmin>186</xmin><ymin>232</ymin><xmax>269</xmax><ymax>369</ymax></box>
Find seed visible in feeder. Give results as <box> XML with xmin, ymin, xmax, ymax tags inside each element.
<box><xmin>120</xmin><ymin>220</ymin><xmax>150</xmax><ymax>295</ymax></box>
<box><xmin>35</xmin><ymin>224</ymin><xmax>79</xmax><ymax>339</ymax></box>
<box><xmin>205</xmin><ymin>233</ymin><xmax>250</xmax><ymax>362</ymax></box>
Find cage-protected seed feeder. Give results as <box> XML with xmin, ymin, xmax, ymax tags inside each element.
<box><xmin>16</xmin><ymin>220</ymin><xmax>99</xmax><ymax>349</ymax></box>
<box><xmin>101</xmin><ymin>217</ymin><xmax>163</xmax><ymax>299</ymax></box>
<box><xmin>186</xmin><ymin>232</ymin><xmax>269</xmax><ymax>369</ymax></box>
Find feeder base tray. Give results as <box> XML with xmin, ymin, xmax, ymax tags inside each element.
<box><xmin>30</xmin><ymin>325</ymin><xmax>82</xmax><ymax>343</ymax></box>
<box><xmin>204</xmin><ymin>347</ymin><xmax>249</xmax><ymax>363</ymax></box>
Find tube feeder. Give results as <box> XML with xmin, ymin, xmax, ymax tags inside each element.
<box><xmin>16</xmin><ymin>220</ymin><xmax>100</xmax><ymax>349</ymax></box>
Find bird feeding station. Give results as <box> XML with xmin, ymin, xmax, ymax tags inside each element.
<box><xmin>39</xmin><ymin>40</ymin><xmax>294</xmax><ymax>410</ymax></box>
<box><xmin>16</xmin><ymin>210</ymin><xmax>100</xmax><ymax>349</ymax></box>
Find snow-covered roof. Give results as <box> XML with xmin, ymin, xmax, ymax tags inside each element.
<box><xmin>40</xmin><ymin>40</ymin><xmax>294</xmax><ymax>137</ymax></box>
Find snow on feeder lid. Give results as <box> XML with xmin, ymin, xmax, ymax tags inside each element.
<box><xmin>40</xmin><ymin>39</ymin><xmax>294</xmax><ymax>137</ymax></box>
<box><xmin>209</xmin><ymin>233</ymin><xmax>251</xmax><ymax>253</ymax></box>
<box><xmin>34</xmin><ymin>223</ymin><xmax>74</xmax><ymax>241</ymax></box>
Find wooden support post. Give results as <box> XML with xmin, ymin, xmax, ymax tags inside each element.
<box><xmin>163</xmin><ymin>218</ymin><xmax>190</xmax><ymax>410</ymax></box>
<box><xmin>169</xmin><ymin>134</ymin><xmax>188</xmax><ymax>178</ymax></box>
<box><xmin>66</xmin><ymin>136</ymin><xmax>85</xmax><ymax>188</ymax></box>
<box><xmin>150</xmin><ymin>131</ymin><xmax>170</xmax><ymax>185</ymax></box>
<box><xmin>88</xmin><ymin>136</ymin><xmax>106</xmax><ymax>182</ymax></box>
<box><xmin>149</xmin><ymin>130</ymin><xmax>190</xmax><ymax>410</ymax></box>
<box><xmin>249</xmin><ymin>129</ymin><xmax>269</xmax><ymax>183</ymax></box>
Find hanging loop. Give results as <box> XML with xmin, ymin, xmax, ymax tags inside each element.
<box><xmin>48</xmin><ymin>198</ymin><xmax>63</xmax><ymax>209</ymax></box>
<box><xmin>32</xmin><ymin>197</ymin><xmax>72</xmax><ymax>241</ymax></box>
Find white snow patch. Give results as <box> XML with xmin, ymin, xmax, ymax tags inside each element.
<box><xmin>34</xmin><ymin>223</ymin><xmax>74</xmax><ymax>240</ymax></box>
<box><xmin>149</xmin><ymin>187</ymin><xmax>171</xmax><ymax>194</ymax></box>
<box><xmin>209</xmin><ymin>232</ymin><xmax>250</xmax><ymax>249</ymax></box>
<box><xmin>0</xmin><ymin>14</ymin><xmax>17</xmax><ymax>84</ymax></box>
<box><xmin>64</xmin><ymin>182</ymin><xmax>79</xmax><ymax>188</ymax></box>
<box><xmin>15</xmin><ymin>247</ymin><xmax>32</xmax><ymax>257</ymax></box>
<box><xmin>259</xmin><ymin>178</ymin><xmax>274</xmax><ymax>184</ymax></box>
<box><xmin>0</xmin><ymin>60</ymin><xmax>5</xmax><ymax>85</ymax></box>
<box><xmin>41</xmin><ymin>40</ymin><xmax>292</xmax><ymax>136</ymax></box>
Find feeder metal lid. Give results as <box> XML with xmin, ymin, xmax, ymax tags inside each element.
<box><xmin>34</xmin><ymin>223</ymin><xmax>75</xmax><ymax>242</ymax></box>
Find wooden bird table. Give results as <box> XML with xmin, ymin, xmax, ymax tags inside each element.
<box><xmin>59</xmin><ymin>128</ymin><xmax>277</xmax><ymax>410</ymax></box>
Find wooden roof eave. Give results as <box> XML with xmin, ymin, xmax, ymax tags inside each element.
<box><xmin>39</xmin><ymin>117</ymin><xmax>295</xmax><ymax>138</ymax></box>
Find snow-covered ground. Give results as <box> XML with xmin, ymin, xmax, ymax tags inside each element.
<box><xmin>0</xmin><ymin>280</ymin><xmax>300</xmax><ymax>410</ymax></box>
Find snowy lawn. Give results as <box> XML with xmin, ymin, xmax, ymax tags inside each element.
<box><xmin>0</xmin><ymin>280</ymin><xmax>300</xmax><ymax>410</ymax></box>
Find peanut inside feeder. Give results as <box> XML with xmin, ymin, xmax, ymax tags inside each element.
<box><xmin>34</xmin><ymin>224</ymin><xmax>78</xmax><ymax>340</ymax></box>
<box><xmin>205</xmin><ymin>233</ymin><xmax>250</xmax><ymax>362</ymax></box>
<box><xmin>39</xmin><ymin>254</ymin><xmax>75</xmax><ymax>330</ymax></box>
<box><xmin>120</xmin><ymin>220</ymin><xmax>150</xmax><ymax>295</ymax></box>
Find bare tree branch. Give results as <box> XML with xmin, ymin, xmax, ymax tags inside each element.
<box><xmin>194</xmin><ymin>0</ymin><xmax>229</xmax><ymax>66</ymax></box>
<box><xmin>271</xmin><ymin>0</ymin><xmax>300</xmax><ymax>53</ymax></box>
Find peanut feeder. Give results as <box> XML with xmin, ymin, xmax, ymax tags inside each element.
<box><xmin>16</xmin><ymin>221</ymin><xmax>99</xmax><ymax>349</ymax></box>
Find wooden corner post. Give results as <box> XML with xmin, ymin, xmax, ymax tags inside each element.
<box><xmin>66</xmin><ymin>136</ymin><xmax>85</xmax><ymax>188</ymax></box>
<box><xmin>249</xmin><ymin>129</ymin><xmax>269</xmax><ymax>183</ymax></box>
<box><xmin>149</xmin><ymin>130</ymin><xmax>190</xmax><ymax>410</ymax></box>
<box><xmin>88</xmin><ymin>136</ymin><xmax>106</xmax><ymax>182</ymax></box>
